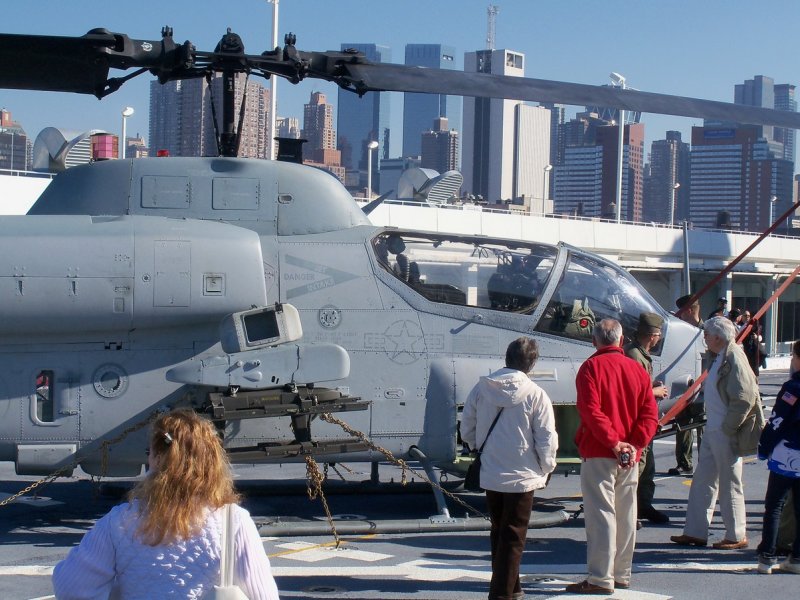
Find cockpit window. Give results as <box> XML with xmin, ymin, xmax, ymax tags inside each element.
<box><xmin>372</xmin><ymin>232</ymin><xmax>557</xmax><ymax>314</ymax></box>
<box><xmin>534</xmin><ymin>252</ymin><xmax>664</xmax><ymax>349</ymax></box>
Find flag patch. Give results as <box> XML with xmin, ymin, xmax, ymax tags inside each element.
<box><xmin>782</xmin><ymin>391</ymin><xmax>797</xmax><ymax>406</ymax></box>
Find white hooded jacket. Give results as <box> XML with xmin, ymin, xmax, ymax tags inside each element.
<box><xmin>461</xmin><ymin>368</ymin><xmax>559</xmax><ymax>493</ymax></box>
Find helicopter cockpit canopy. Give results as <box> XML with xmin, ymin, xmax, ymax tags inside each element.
<box><xmin>371</xmin><ymin>231</ymin><xmax>664</xmax><ymax>351</ymax></box>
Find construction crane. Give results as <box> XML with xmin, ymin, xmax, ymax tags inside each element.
<box><xmin>486</xmin><ymin>4</ymin><xmax>499</xmax><ymax>50</ymax></box>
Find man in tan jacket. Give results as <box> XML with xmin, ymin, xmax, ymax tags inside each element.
<box><xmin>670</xmin><ymin>316</ymin><xmax>760</xmax><ymax>550</ymax></box>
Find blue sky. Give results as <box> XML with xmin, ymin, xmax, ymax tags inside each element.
<box><xmin>1</xmin><ymin>0</ymin><xmax>798</xmax><ymax>156</ymax></box>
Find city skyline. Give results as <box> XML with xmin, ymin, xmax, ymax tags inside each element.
<box><xmin>1</xmin><ymin>1</ymin><xmax>799</xmax><ymax>164</ymax></box>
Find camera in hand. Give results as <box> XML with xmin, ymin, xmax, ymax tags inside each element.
<box><xmin>619</xmin><ymin>451</ymin><xmax>631</xmax><ymax>466</ymax></box>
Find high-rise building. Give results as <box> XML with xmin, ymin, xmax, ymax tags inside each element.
<box><xmin>774</xmin><ymin>83</ymin><xmax>797</xmax><ymax>164</ymax></box>
<box><xmin>276</xmin><ymin>117</ymin><xmax>300</xmax><ymax>140</ymax></box>
<box><xmin>402</xmin><ymin>44</ymin><xmax>461</xmax><ymax>160</ymax></box>
<box><xmin>689</xmin><ymin>125</ymin><xmax>793</xmax><ymax>232</ymax></box>
<box><xmin>149</xmin><ymin>74</ymin><xmax>271</xmax><ymax>158</ymax></box>
<box><xmin>553</xmin><ymin>120</ymin><xmax>644</xmax><ymax>221</ymax></box>
<box><xmin>735</xmin><ymin>75</ymin><xmax>776</xmax><ymax>143</ymax></box>
<box><xmin>462</xmin><ymin>48</ymin><xmax>538</xmax><ymax>202</ymax></box>
<box><xmin>0</xmin><ymin>109</ymin><xmax>29</xmax><ymax>171</ymax></box>
<box><xmin>539</xmin><ymin>102</ymin><xmax>565</xmax><ymax>192</ymax></box>
<box><xmin>513</xmin><ymin>104</ymin><xmax>551</xmax><ymax>203</ymax></box>
<box><xmin>643</xmin><ymin>131</ymin><xmax>690</xmax><ymax>223</ymax></box>
<box><xmin>301</xmin><ymin>91</ymin><xmax>344</xmax><ymax>182</ymax></box>
<box><xmin>302</xmin><ymin>92</ymin><xmax>336</xmax><ymax>151</ymax></box>
<box><xmin>125</xmin><ymin>134</ymin><xmax>149</xmax><ymax>158</ymax></box>
<box><xmin>337</xmin><ymin>43</ymin><xmax>391</xmax><ymax>192</ymax></box>
<box><xmin>420</xmin><ymin>117</ymin><xmax>459</xmax><ymax>173</ymax></box>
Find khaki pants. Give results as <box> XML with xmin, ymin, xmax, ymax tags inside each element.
<box><xmin>581</xmin><ymin>458</ymin><xmax>639</xmax><ymax>588</ymax></box>
<box><xmin>683</xmin><ymin>429</ymin><xmax>746</xmax><ymax>542</ymax></box>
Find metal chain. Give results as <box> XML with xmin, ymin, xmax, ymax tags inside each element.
<box><xmin>0</xmin><ymin>467</ymin><xmax>74</xmax><ymax>507</ymax></box>
<box><xmin>304</xmin><ymin>455</ymin><xmax>341</xmax><ymax>548</ymax></box>
<box><xmin>99</xmin><ymin>409</ymin><xmax>163</xmax><ymax>478</ymax></box>
<box><xmin>2</xmin><ymin>408</ymin><xmax>163</xmax><ymax>510</ymax></box>
<box><xmin>320</xmin><ymin>412</ymin><xmax>488</xmax><ymax>520</ymax></box>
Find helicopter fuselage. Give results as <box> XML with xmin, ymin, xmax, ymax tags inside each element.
<box><xmin>0</xmin><ymin>157</ymin><xmax>704</xmax><ymax>477</ymax></box>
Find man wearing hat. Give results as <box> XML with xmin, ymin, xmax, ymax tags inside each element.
<box><xmin>707</xmin><ymin>297</ymin><xmax>727</xmax><ymax>320</ymax></box>
<box><xmin>625</xmin><ymin>312</ymin><xmax>671</xmax><ymax>524</ymax></box>
<box><xmin>670</xmin><ymin>295</ymin><xmax>704</xmax><ymax>476</ymax></box>
<box><xmin>675</xmin><ymin>294</ymin><xmax>703</xmax><ymax>329</ymax></box>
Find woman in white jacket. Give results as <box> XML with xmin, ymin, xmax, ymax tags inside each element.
<box><xmin>461</xmin><ymin>337</ymin><xmax>559</xmax><ymax>600</ymax></box>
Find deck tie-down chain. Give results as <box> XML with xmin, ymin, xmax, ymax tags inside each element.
<box><xmin>320</xmin><ymin>412</ymin><xmax>488</xmax><ymax>521</ymax></box>
<box><xmin>1</xmin><ymin>409</ymin><xmax>163</xmax><ymax>509</ymax></box>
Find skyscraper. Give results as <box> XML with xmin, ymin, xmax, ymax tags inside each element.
<box><xmin>276</xmin><ymin>117</ymin><xmax>300</xmax><ymax>139</ymax></box>
<box><xmin>735</xmin><ymin>75</ymin><xmax>775</xmax><ymax>143</ymax></box>
<box><xmin>513</xmin><ymin>104</ymin><xmax>551</xmax><ymax>202</ymax></box>
<box><xmin>302</xmin><ymin>92</ymin><xmax>336</xmax><ymax>152</ymax></box>
<box><xmin>462</xmin><ymin>48</ymin><xmax>535</xmax><ymax>202</ymax></box>
<box><xmin>643</xmin><ymin>131</ymin><xmax>690</xmax><ymax>223</ymax></box>
<box><xmin>774</xmin><ymin>83</ymin><xmax>797</xmax><ymax>164</ymax></box>
<box><xmin>0</xmin><ymin>109</ymin><xmax>29</xmax><ymax>170</ymax></box>
<box><xmin>689</xmin><ymin>125</ymin><xmax>793</xmax><ymax>232</ymax></box>
<box><xmin>149</xmin><ymin>74</ymin><xmax>271</xmax><ymax>158</ymax></box>
<box><xmin>420</xmin><ymin>117</ymin><xmax>459</xmax><ymax>173</ymax></box>
<box><xmin>402</xmin><ymin>44</ymin><xmax>461</xmax><ymax>161</ymax></box>
<box><xmin>337</xmin><ymin>43</ymin><xmax>391</xmax><ymax>191</ymax></box>
<box><xmin>301</xmin><ymin>91</ymin><xmax>344</xmax><ymax>182</ymax></box>
<box><xmin>553</xmin><ymin>118</ymin><xmax>644</xmax><ymax>221</ymax></box>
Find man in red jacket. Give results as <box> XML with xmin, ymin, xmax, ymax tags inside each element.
<box><xmin>565</xmin><ymin>318</ymin><xmax>659</xmax><ymax>595</ymax></box>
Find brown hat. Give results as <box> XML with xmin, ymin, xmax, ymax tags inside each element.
<box><xmin>637</xmin><ymin>311</ymin><xmax>664</xmax><ymax>335</ymax></box>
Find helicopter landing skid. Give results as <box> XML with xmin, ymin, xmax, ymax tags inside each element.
<box><xmin>205</xmin><ymin>386</ymin><xmax>370</xmax><ymax>461</ymax></box>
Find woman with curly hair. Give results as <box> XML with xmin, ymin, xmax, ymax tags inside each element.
<box><xmin>53</xmin><ymin>409</ymin><xmax>280</xmax><ymax>599</ymax></box>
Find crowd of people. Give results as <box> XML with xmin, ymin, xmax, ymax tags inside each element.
<box><xmin>464</xmin><ymin>300</ymin><xmax>799</xmax><ymax>598</ymax></box>
<box><xmin>50</xmin><ymin>296</ymin><xmax>799</xmax><ymax>599</ymax></box>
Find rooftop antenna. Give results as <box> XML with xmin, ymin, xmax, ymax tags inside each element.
<box><xmin>486</xmin><ymin>4</ymin><xmax>499</xmax><ymax>50</ymax></box>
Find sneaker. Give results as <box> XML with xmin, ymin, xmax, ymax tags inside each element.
<box><xmin>757</xmin><ymin>561</ymin><xmax>776</xmax><ymax>574</ymax></box>
<box><xmin>614</xmin><ymin>580</ymin><xmax>631</xmax><ymax>589</ymax></box>
<box><xmin>780</xmin><ymin>556</ymin><xmax>800</xmax><ymax>574</ymax></box>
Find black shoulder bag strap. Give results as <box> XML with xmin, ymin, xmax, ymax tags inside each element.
<box><xmin>477</xmin><ymin>408</ymin><xmax>504</xmax><ymax>455</ymax></box>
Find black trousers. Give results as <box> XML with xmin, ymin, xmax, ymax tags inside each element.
<box><xmin>485</xmin><ymin>489</ymin><xmax>534</xmax><ymax>600</ymax></box>
<box><xmin>757</xmin><ymin>471</ymin><xmax>800</xmax><ymax>560</ymax></box>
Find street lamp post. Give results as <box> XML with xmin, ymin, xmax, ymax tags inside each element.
<box><xmin>9</xmin><ymin>131</ymin><xmax>14</xmax><ymax>170</ymax></box>
<box><xmin>121</xmin><ymin>107</ymin><xmax>134</xmax><ymax>159</ymax></box>
<box><xmin>769</xmin><ymin>195</ymin><xmax>778</xmax><ymax>230</ymax></box>
<box><xmin>266</xmin><ymin>0</ymin><xmax>279</xmax><ymax>160</ymax></box>
<box><xmin>366</xmin><ymin>140</ymin><xmax>379</xmax><ymax>199</ymax></box>
<box><xmin>542</xmin><ymin>164</ymin><xmax>553</xmax><ymax>214</ymax></box>
<box><xmin>670</xmin><ymin>182</ymin><xmax>681</xmax><ymax>226</ymax></box>
<box><xmin>610</xmin><ymin>72</ymin><xmax>626</xmax><ymax>223</ymax></box>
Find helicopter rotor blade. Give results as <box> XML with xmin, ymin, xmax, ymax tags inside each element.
<box><xmin>338</xmin><ymin>62</ymin><xmax>800</xmax><ymax>130</ymax></box>
<box><xmin>3</xmin><ymin>28</ymin><xmax>800</xmax><ymax>131</ymax></box>
<box><xmin>0</xmin><ymin>31</ymin><xmax>118</xmax><ymax>95</ymax></box>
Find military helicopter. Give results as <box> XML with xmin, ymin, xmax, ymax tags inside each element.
<box><xmin>1</xmin><ymin>27</ymin><xmax>798</xmax><ymax>508</ymax></box>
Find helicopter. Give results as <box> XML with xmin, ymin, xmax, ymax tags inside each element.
<box><xmin>1</xmin><ymin>27</ymin><xmax>798</xmax><ymax>505</ymax></box>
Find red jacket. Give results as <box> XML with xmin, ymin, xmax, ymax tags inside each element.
<box><xmin>574</xmin><ymin>345</ymin><xmax>658</xmax><ymax>461</ymax></box>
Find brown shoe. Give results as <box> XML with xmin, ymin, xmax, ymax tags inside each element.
<box><xmin>712</xmin><ymin>538</ymin><xmax>748</xmax><ymax>550</ymax></box>
<box><xmin>564</xmin><ymin>579</ymin><xmax>613</xmax><ymax>595</ymax></box>
<box><xmin>670</xmin><ymin>534</ymin><xmax>708</xmax><ymax>547</ymax></box>
<box><xmin>614</xmin><ymin>581</ymin><xmax>630</xmax><ymax>589</ymax></box>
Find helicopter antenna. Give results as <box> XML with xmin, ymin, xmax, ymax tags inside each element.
<box><xmin>486</xmin><ymin>4</ymin><xmax>499</xmax><ymax>50</ymax></box>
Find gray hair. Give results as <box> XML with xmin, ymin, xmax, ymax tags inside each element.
<box><xmin>593</xmin><ymin>318</ymin><xmax>623</xmax><ymax>347</ymax></box>
<box><xmin>705</xmin><ymin>315</ymin><xmax>736</xmax><ymax>342</ymax></box>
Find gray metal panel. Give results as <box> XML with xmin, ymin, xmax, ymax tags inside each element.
<box><xmin>212</xmin><ymin>177</ymin><xmax>260</xmax><ymax>210</ymax></box>
<box><xmin>141</xmin><ymin>175</ymin><xmax>190</xmax><ymax>209</ymax></box>
<box><xmin>153</xmin><ymin>240</ymin><xmax>190</xmax><ymax>307</ymax></box>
